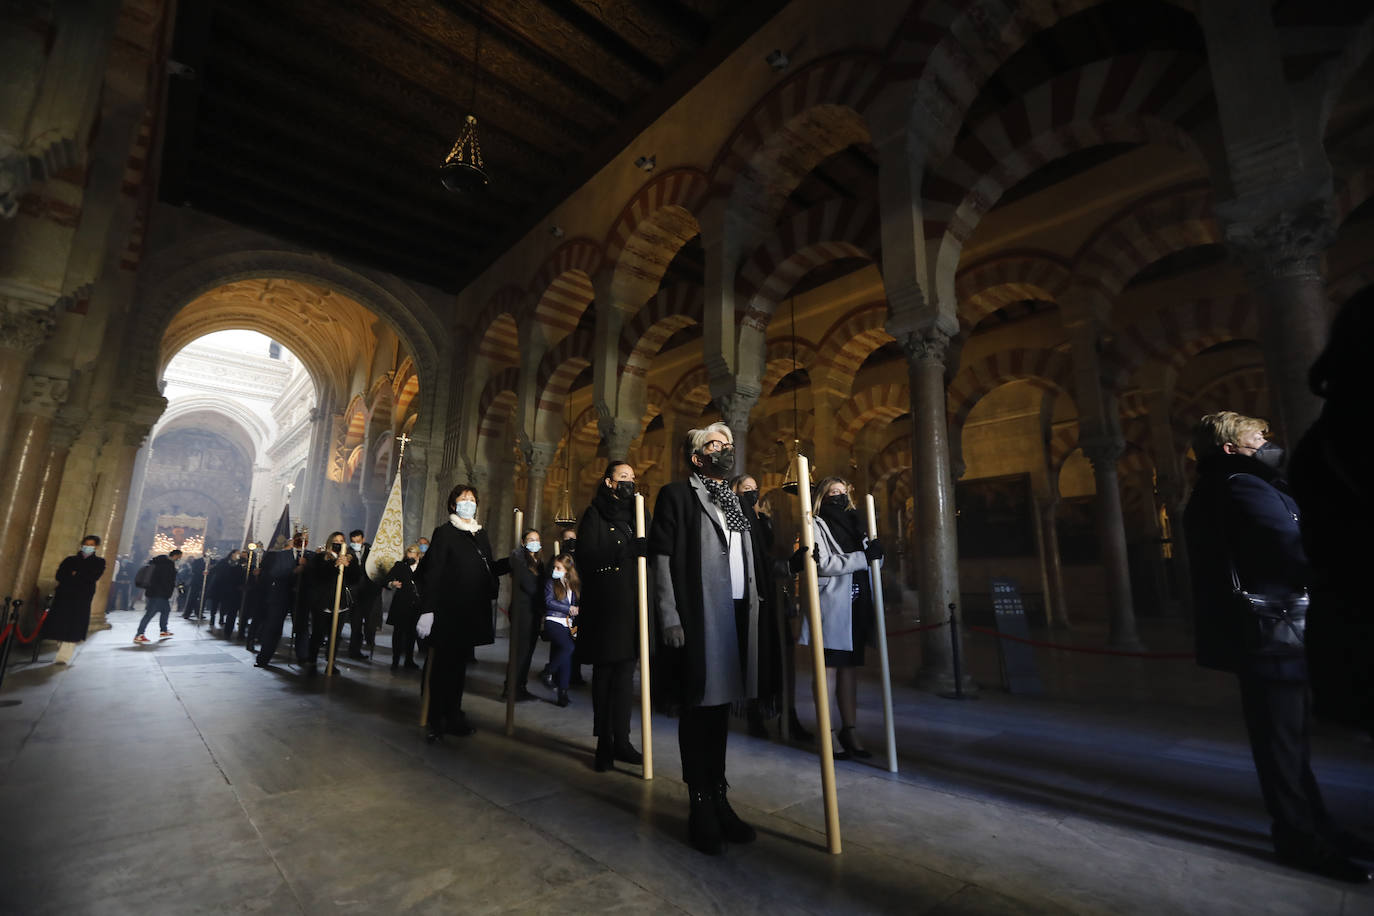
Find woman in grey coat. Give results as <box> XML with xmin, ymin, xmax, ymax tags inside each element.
<box><xmin>800</xmin><ymin>476</ymin><xmax>883</xmax><ymax>760</ymax></box>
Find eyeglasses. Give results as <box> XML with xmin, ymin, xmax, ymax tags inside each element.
<box><xmin>702</xmin><ymin>439</ymin><xmax>728</xmax><ymax>453</ymax></box>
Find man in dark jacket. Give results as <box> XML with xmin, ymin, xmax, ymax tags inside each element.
<box><xmin>650</xmin><ymin>421</ymin><xmax>780</xmax><ymax>855</ymax></box>
<box><xmin>345</xmin><ymin>529</ymin><xmax>375</xmax><ymax>660</ymax></box>
<box><xmin>254</xmin><ymin>533</ymin><xmax>309</xmax><ymax>668</ymax></box>
<box><xmin>1184</xmin><ymin>411</ymin><xmax>1371</xmax><ymax>883</ymax></box>
<box><xmin>45</xmin><ymin>534</ymin><xmax>107</xmax><ymax>663</ymax></box>
<box><xmin>134</xmin><ymin>550</ymin><xmax>181</xmax><ymax>643</ymax></box>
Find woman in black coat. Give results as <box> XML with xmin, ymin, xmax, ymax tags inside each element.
<box><xmin>415</xmin><ymin>483</ymin><xmax>510</xmax><ymax>743</ymax></box>
<box><xmin>503</xmin><ymin>528</ymin><xmax>545</xmax><ymax>700</ymax></box>
<box><xmin>43</xmin><ymin>534</ymin><xmax>107</xmax><ymax>663</ymax></box>
<box><xmin>384</xmin><ymin>544</ymin><xmax>423</xmax><ymax>671</ymax></box>
<box><xmin>575</xmin><ymin>461</ymin><xmax>647</xmax><ymax>771</ymax></box>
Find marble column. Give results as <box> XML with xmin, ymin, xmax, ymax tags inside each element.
<box><xmin>1083</xmin><ymin>440</ymin><xmax>1142</xmax><ymax>649</ymax></box>
<box><xmin>601</xmin><ymin>416</ymin><xmax>640</xmax><ymax>462</ymax></box>
<box><xmin>1037</xmin><ymin>497</ymin><xmax>1069</xmax><ymax>628</ymax></box>
<box><xmin>900</xmin><ymin>329</ymin><xmax>973</xmax><ymax>693</ymax></box>
<box><xmin>0</xmin><ymin>373</ymin><xmax>68</xmax><ymax>599</ymax></box>
<box><xmin>9</xmin><ymin>410</ymin><xmax>81</xmax><ymax>609</ymax></box>
<box><xmin>661</xmin><ymin>411</ymin><xmax>692</xmax><ymax>481</ymax></box>
<box><xmin>86</xmin><ymin>420</ymin><xmax>149</xmax><ymax>629</ymax></box>
<box><xmin>0</xmin><ymin>308</ymin><xmax>56</xmax><ymax>470</ymax></box>
<box><xmin>715</xmin><ymin>389</ymin><xmax>758</xmax><ymax>475</ymax></box>
<box><xmin>1220</xmin><ymin>200</ymin><xmax>1334</xmax><ymax>445</ymax></box>
<box><xmin>809</xmin><ymin>385</ymin><xmax>846</xmax><ymax>483</ymax></box>
<box><xmin>522</xmin><ymin>442</ymin><xmax>558</xmax><ymax>533</ymax></box>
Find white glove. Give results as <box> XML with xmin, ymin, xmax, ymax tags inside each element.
<box><xmin>416</xmin><ymin>612</ymin><xmax>434</xmax><ymax>639</ymax></box>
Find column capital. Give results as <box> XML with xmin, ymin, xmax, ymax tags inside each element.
<box><xmin>896</xmin><ymin>327</ymin><xmax>953</xmax><ymax>368</ymax></box>
<box><xmin>522</xmin><ymin>441</ymin><xmax>559</xmax><ymax>476</ymax></box>
<box><xmin>713</xmin><ymin>389</ymin><xmax>758</xmax><ymax>435</ymax></box>
<box><xmin>598</xmin><ymin>416</ymin><xmax>640</xmax><ymax>460</ymax></box>
<box><xmin>19</xmin><ymin>373</ymin><xmax>69</xmax><ymax>418</ymax></box>
<box><xmin>1217</xmin><ymin>194</ymin><xmax>1337</xmax><ymax>282</ymax></box>
<box><xmin>0</xmin><ymin>302</ymin><xmax>56</xmax><ymax>353</ymax></box>
<box><xmin>51</xmin><ymin>407</ymin><xmax>87</xmax><ymax>450</ymax></box>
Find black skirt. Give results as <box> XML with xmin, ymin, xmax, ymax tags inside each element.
<box><xmin>823</xmin><ymin>569</ymin><xmax>873</xmax><ymax>668</ymax></box>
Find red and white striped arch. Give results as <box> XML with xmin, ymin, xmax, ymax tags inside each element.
<box><xmin>954</xmin><ymin>251</ymin><xmax>1071</xmax><ymax>331</ymax></box>
<box><xmin>472</xmin><ymin>285</ymin><xmax>526</xmax><ymax>367</ymax></box>
<box><xmin>604</xmin><ymin>169</ymin><xmax>709</xmax><ymax>266</ymax></box>
<box><xmin>534</xmin><ymin>329</ymin><xmax>596</xmax><ymax>416</ymax></box>
<box><xmin>760</xmin><ymin>336</ymin><xmax>820</xmax><ymax>396</ymax></box>
<box><xmin>619</xmin><ymin>283</ymin><xmax>705</xmax><ymax>377</ymax></box>
<box><xmin>736</xmin><ymin>198</ymin><xmax>881</xmax><ymax>335</ymax></box>
<box><xmin>476</xmin><ymin>368</ymin><xmax>520</xmax><ymax>440</ymax></box>
<box><xmin>835</xmin><ymin>383</ymin><xmax>910</xmax><ymax>450</ymax></box>
<box><xmin>1108</xmin><ymin>293</ymin><xmax>1257</xmax><ymax>380</ymax></box>
<box><xmin>922</xmin><ymin>52</ymin><xmax>1209</xmax><ymax>247</ymax></box>
<box><xmin>813</xmin><ymin>300</ymin><xmax>895</xmax><ymax>391</ymax></box>
<box><xmin>530</xmin><ymin>239</ymin><xmax>601</xmax><ymax>345</ymax></box>
<box><xmin>668</xmin><ymin>365</ymin><xmax>714</xmax><ymax>416</ymax></box>
<box><xmin>945</xmin><ymin>348</ymin><xmax>1076</xmax><ymax>433</ymax></box>
<box><xmin>870</xmin><ymin>437</ymin><xmax>912</xmax><ymax>486</ymax></box>
<box><xmin>1072</xmin><ymin>184</ymin><xmax>1219</xmax><ymax>316</ymax></box>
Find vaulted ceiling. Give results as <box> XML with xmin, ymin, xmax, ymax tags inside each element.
<box><xmin>159</xmin><ymin>0</ymin><xmax>788</xmax><ymax>293</ymax></box>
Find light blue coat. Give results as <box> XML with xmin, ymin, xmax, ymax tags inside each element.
<box><xmin>799</xmin><ymin>517</ymin><xmax>876</xmax><ymax>652</ymax></box>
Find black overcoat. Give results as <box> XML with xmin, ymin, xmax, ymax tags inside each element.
<box><xmin>648</xmin><ymin>480</ymin><xmax>782</xmax><ymax>712</ymax></box>
<box><xmin>384</xmin><ymin>559</ymin><xmax>422</xmax><ymax>627</ymax></box>
<box><xmin>42</xmin><ymin>554</ymin><xmax>106</xmax><ymax>642</ymax></box>
<box><xmin>574</xmin><ymin>486</ymin><xmax>644</xmax><ymax>664</ymax></box>
<box><xmin>414</xmin><ymin>521</ymin><xmax>509</xmax><ymax>650</ymax></box>
<box><xmin>508</xmin><ymin>550</ymin><xmax>545</xmax><ymax>619</ymax></box>
<box><xmin>1183</xmin><ymin>452</ymin><xmax>1310</xmax><ymax>681</ymax></box>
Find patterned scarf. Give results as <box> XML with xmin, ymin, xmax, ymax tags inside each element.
<box><xmin>699</xmin><ymin>474</ymin><xmax>751</xmax><ymax>533</ymax></box>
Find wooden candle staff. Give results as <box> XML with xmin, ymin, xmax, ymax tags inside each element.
<box><xmin>505</xmin><ymin>508</ymin><xmax>524</xmax><ymax>737</ymax></box>
<box><xmin>634</xmin><ymin>493</ymin><xmax>653</xmax><ymax>780</ymax></box>
<box><xmin>864</xmin><ymin>494</ymin><xmax>899</xmax><ymax>774</ymax></box>
<box><xmin>796</xmin><ymin>454</ymin><xmax>841</xmax><ymax>854</ymax></box>
<box><xmin>325</xmin><ymin>551</ymin><xmax>346</xmax><ymax>677</ymax></box>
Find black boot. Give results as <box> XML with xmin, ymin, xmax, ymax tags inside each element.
<box><xmin>613</xmin><ymin>741</ymin><xmax>643</xmax><ymax>765</ymax></box>
<box><xmin>714</xmin><ymin>781</ymin><xmax>757</xmax><ymax>844</ymax></box>
<box><xmin>594</xmin><ymin>738</ymin><xmax>613</xmax><ymax>772</ymax></box>
<box><xmin>556</xmin><ymin>689</ymin><xmax>570</xmax><ymax>707</ymax></box>
<box><xmin>688</xmin><ymin>786</ymin><xmax>724</xmax><ymax>855</ymax></box>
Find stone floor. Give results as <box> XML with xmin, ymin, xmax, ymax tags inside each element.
<box><xmin>1</xmin><ymin>608</ymin><xmax>1371</xmax><ymax>915</ymax></box>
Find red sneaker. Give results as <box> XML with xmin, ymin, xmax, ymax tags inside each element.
<box><xmin>133</xmin><ymin>634</ymin><xmax>150</xmax><ymax>644</ymax></box>
<box><xmin>159</xmin><ymin>631</ymin><xmax>174</xmax><ymax>638</ymax></box>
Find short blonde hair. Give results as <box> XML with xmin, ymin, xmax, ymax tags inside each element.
<box><xmin>1192</xmin><ymin>411</ymin><xmax>1268</xmax><ymax>460</ymax></box>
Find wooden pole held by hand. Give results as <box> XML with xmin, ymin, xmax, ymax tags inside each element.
<box><xmin>326</xmin><ymin>561</ymin><xmax>345</xmax><ymax>677</ymax></box>
<box><xmin>505</xmin><ymin>509</ymin><xmax>524</xmax><ymax>736</ymax></box>
<box><xmin>797</xmin><ymin>454</ymin><xmax>841</xmax><ymax>854</ymax></box>
<box><xmin>635</xmin><ymin>492</ymin><xmax>653</xmax><ymax>780</ymax></box>
<box><xmin>865</xmin><ymin>494</ymin><xmax>898</xmax><ymax>774</ymax></box>
<box><xmin>420</xmin><ymin>649</ymin><xmax>434</xmax><ymax>726</ymax></box>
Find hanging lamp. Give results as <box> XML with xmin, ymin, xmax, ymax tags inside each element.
<box><xmin>553</xmin><ymin>396</ymin><xmax>577</xmax><ymax>527</ymax></box>
<box><xmin>441</xmin><ymin>3</ymin><xmax>491</xmax><ymax>193</ymax></box>
<box><xmin>781</xmin><ymin>294</ymin><xmax>804</xmax><ymax>494</ymax></box>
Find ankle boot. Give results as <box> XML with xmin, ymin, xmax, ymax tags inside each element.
<box><xmin>594</xmin><ymin>738</ymin><xmax>613</xmax><ymax>772</ymax></box>
<box><xmin>713</xmin><ymin>781</ymin><xmax>756</xmax><ymax>844</ymax></box>
<box><xmin>688</xmin><ymin>786</ymin><xmax>724</xmax><ymax>854</ymax></box>
<box><xmin>613</xmin><ymin>741</ymin><xmax>642</xmax><ymax>765</ymax></box>
<box><xmin>556</xmin><ymin>689</ymin><xmax>570</xmax><ymax>707</ymax></box>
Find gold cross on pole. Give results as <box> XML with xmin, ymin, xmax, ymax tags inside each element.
<box><xmin>396</xmin><ymin>432</ymin><xmax>411</xmax><ymax>470</ymax></box>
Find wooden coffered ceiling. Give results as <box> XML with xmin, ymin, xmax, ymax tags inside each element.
<box><xmin>159</xmin><ymin>0</ymin><xmax>789</xmax><ymax>293</ymax></box>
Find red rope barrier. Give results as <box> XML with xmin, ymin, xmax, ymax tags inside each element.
<box><xmin>966</xmin><ymin>625</ymin><xmax>1194</xmax><ymax>659</ymax></box>
<box><xmin>887</xmin><ymin>619</ymin><xmax>951</xmax><ymax>637</ymax></box>
<box><xmin>14</xmin><ymin>609</ymin><xmax>49</xmax><ymax>645</ymax></box>
<box><xmin>0</xmin><ymin>622</ymin><xmax>12</xmax><ymax>646</ymax></box>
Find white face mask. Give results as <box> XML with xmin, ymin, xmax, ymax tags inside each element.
<box><xmin>551</xmin><ymin>569</ymin><xmax>565</xmax><ymax>580</ymax></box>
<box><xmin>80</xmin><ymin>545</ymin><xmax>96</xmax><ymax>556</ymax></box>
<box><xmin>350</xmin><ymin>543</ymin><xmax>363</xmax><ymax>552</ymax></box>
<box><xmin>454</xmin><ymin>500</ymin><xmax>477</xmax><ymax>520</ymax></box>
<box><xmin>525</xmin><ymin>541</ymin><xmax>541</xmax><ymax>553</ymax></box>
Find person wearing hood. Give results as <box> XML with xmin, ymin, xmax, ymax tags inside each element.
<box><xmin>1184</xmin><ymin>410</ymin><xmax>1371</xmax><ymax>883</ymax></box>
<box><xmin>575</xmin><ymin>461</ymin><xmax>648</xmax><ymax>772</ymax></box>
<box><xmin>414</xmin><ymin>483</ymin><xmax>510</xmax><ymax>743</ymax></box>
<box><xmin>43</xmin><ymin>535</ymin><xmax>107</xmax><ymax>664</ymax></box>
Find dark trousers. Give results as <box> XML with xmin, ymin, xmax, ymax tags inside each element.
<box><xmin>513</xmin><ymin>609</ymin><xmax>541</xmax><ymax>686</ymax></box>
<box><xmin>1237</xmin><ymin>674</ymin><xmax>1328</xmax><ymax>847</ymax></box>
<box><xmin>349</xmin><ymin>588</ymin><xmax>376</xmax><ymax>654</ymax></box>
<box><xmin>547</xmin><ymin>623</ymin><xmax>575</xmax><ymax>689</ymax></box>
<box><xmin>307</xmin><ymin>607</ymin><xmax>342</xmax><ymax>667</ymax></box>
<box><xmin>679</xmin><ymin>703</ymin><xmax>731</xmax><ymax>788</ymax></box>
<box><xmin>592</xmin><ymin>659</ymin><xmax>635</xmax><ymax>745</ymax></box>
<box><xmin>391</xmin><ymin>619</ymin><xmax>417</xmax><ymax>667</ymax></box>
<box><xmin>428</xmin><ymin>647</ymin><xmax>469</xmax><ymax>732</ymax></box>
<box><xmin>137</xmin><ymin>597</ymin><xmax>171</xmax><ymax>636</ymax></box>
<box><xmin>254</xmin><ymin>600</ymin><xmax>294</xmax><ymax>665</ymax></box>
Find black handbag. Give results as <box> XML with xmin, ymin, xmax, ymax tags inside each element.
<box><xmin>1227</xmin><ymin>556</ymin><xmax>1307</xmax><ymax>657</ymax></box>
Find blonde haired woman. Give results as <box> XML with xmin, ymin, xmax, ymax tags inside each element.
<box><xmin>801</xmin><ymin>476</ymin><xmax>884</xmax><ymax>759</ymax></box>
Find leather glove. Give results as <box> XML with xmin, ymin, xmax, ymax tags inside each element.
<box><xmin>416</xmin><ymin>612</ymin><xmax>434</xmax><ymax>639</ymax></box>
<box><xmin>864</xmin><ymin>539</ymin><xmax>885</xmax><ymax>563</ymax></box>
<box><xmin>788</xmin><ymin>546</ymin><xmax>809</xmax><ymax>574</ymax></box>
<box><xmin>663</xmin><ymin>625</ymin><xmax>685</xmax><ymax>648</ymax></box>
<box><xmin>633</xmin><ymin>536</ymin><xmax>649</xmax><ymax>557</ymax></box>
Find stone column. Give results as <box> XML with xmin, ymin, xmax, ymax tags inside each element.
<box><xmin>899</xmin><ymin>329</ymin><xmax>973</xmax><ymax>693</ymax></box>
<box><xmin>9</xmin><ymin>410</ymin><xmax>81</xmax><ymax>608</ymax></box>
<box><xmin>522</xmin><ymin>442</ymin><xmax>558</xmax><ymax>533</ymax></box>
<box><xmin>1219</xmin><ymin>200</ymin><xmax>1334</xmax><ymax>445</ymax></box>
<box><xmin>1037</xmin><ymin>496</ymin><xmax>1069</xmax><ymax>628</ymax></box>
<box><xmin>1083</xmin><ymin>440</ymin><xmax>1142</xmax><ymax>649</ymax></box>
<box><xmin>601</xmin><ymin>416</ymin><xmax>640</xmax><ymax>462</ymax></box>
<box><xmin>661</xmin><ymin>411</ymin><xmax>692</xmax><ymax>481</ymax></box>
<box><xmin>809</xmin><ymin>384</ymin><xmax>847</xmax><ymax>483</ymax></box>
<box><xmin>117</xmin><ymin>436</ymin><xmax>154</xmax><ymax>553</ymax></box>
<box><xmin>0</xmin><ymin>307</ymin><xmax>56</xmax><ymax>469</ymax></box>
<box><xmin>0</xmin><ymin>373</ymin><xmax>68</xmax><ymax>598</ymax></box>
<box><xmin>87</xmin><ymin>420</ymin><xmax>149</xmax><ymax>628</ymax></box>
<box><xmin>714</xmin><ymin>389</ymin><xmax>758</xmax><ymax>474</ymax></box>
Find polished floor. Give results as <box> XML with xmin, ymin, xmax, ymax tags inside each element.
<box><xmin>1</xmin><ymin>606</ymin><xmax>1371</xmax><ymax>915</ymax></box>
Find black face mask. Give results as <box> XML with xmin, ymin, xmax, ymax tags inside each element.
<box><xmin>737</xmin><ymin>490</ymin><xmax>758</xmax><ymax>510</ymax></box>
<box><xmin>700</xmin><ymin>446</ymin><xmax>734</xmax><ymax>476</ymax></box>
<box><xmin>1252</xmin><ymin>441</ymin><xmax>1284</xmax><ymax>470</ymax></box>
<box><xmin>822</xmin><ymin>494</ymin><xmax>849</xmax><ymax>511</ymax></box>
<box><xmin>561</xmin><ymin>538</ymin><xmax>576</xmax><ymax>552</ymax></box>
<box><xmin>614</xmin><ymin>480</ymin><xmax>636</xmax><ymax>500</ymax></box>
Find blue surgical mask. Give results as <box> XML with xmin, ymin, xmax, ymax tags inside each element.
<box><xmin>551</xmin><ymin>569</ymin><xmax>565</xmax><ymax>580</ymax></box>
<box><xmin>526</xmin><ymin>541</ymin><xmax>541</xmax><ymax>553</ymax></box>
<box><xmin>350</xmin><ymin>542</ymin><xmax>363</xmax><ymax>552</ymax></box>
<box><xmin>80</xmin><ymin>545</ymin><xmax>96</xmax><ymax>556</ymax></box>
<box><xmin>418</xmin><ymin>543</ymin><xmax>428</xmax><ymax>553</ymax></box>
<box><xmin>454</xmin><ymin>501</ymin><xmax>477</xmax><ymax>520</ymax></box>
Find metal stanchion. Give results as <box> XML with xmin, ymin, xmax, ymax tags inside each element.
<box><xmin>938</xmin><ymin>602</ymin><xmax>974</xmax><ymax>701</ymax></box>
<box><xmin>0</xmin><ymin>598</ymin><xmax>21</xmax><ymax>704</ymax></box>
<box><xmin>505</xmin><ymin>509</ymin><xmax>523</xmax><ymax>737</ymax></box>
